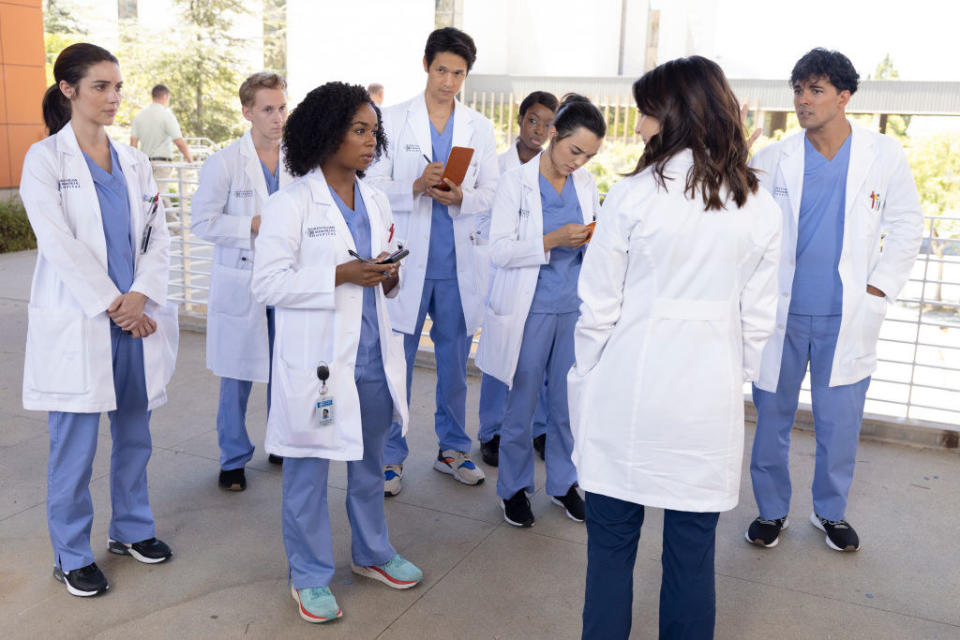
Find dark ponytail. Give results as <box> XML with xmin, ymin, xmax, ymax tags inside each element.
<box><xmin>552</xmin><ymin>93</ymin><xmax>606</xmax><ymax>140</ymax></box>
<box><xmin>42</xmin><ymin>42</ymin><xmax>119</xmax><ymax>135</ymax></box>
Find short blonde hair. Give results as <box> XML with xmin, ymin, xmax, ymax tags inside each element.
<box><xmin>239</xmin><ymin>72</ymin><xmax>287</xmax><ymax>108</ymax></box>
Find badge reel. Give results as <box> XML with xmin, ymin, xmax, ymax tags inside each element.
<box><xmin>316</xmin><ymin>363</ymin><xmax>334</xmax><ymax>427</ymax></box>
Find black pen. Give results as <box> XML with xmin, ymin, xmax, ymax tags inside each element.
<box><xmin>422</xmin><ymin>154</ymin><xmax>432</xmax><ymax>165</ymax></box>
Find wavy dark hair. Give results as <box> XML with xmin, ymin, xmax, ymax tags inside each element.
<box><xmin>282</xmin><ymin>82</ymin><xmax>386</xmax><ymax>178</ymax></box>
<box><xmin>42</xmin><ymin>43</ymin><xmax>118</xmax><ymax>135</ymax></box>
<box><xmin>629</xmin><ymin>56</ymin><xmax>758</xmax><ymax>210</ymax></box>
<box><xmin>791</xmin><ymin>48</ymin><xmax>859</xmax><ymax>95</ymax></box>
<box><xmin>553</xmin><ymin>93</ymin><xmax>606</xmax><ymax>140</ymax></box>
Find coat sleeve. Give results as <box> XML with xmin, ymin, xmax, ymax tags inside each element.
<box><xmin>451</xmin><ymin>118</ymin><xmax>498</xmax><ymax>219</ymax></box>
<box><xmin>365</xmin><ymin>109</ymin><xmax>416</xmax><ymax>215</ymax></box>
<box><xmin>375</xmin><ymin>189</ymin><xmax>402</xmax><ymax>299</ymax></box>
<box><xmin>572</xmin><ymin>183</ymin><xmax>634</xmax><ymax>375</ymax></box>
<box><xmin>740</xmin><ymin>196</ymin><xmax>782</xmax><ymax>382</ymax></box>
<box><xmin>251</xmin><ymin>191</ymin><xmax>337</xmax><ymax>310</ymax></box>
<box><xmin>129</xmin><ymin>152</ymin><xmax>170</xmax><ymax>306</ymax></box>
<box><xmin>19</xmin><ymin>145</ymin><xmax>120</xmax><ymax>317</ymax></box>
<box><xmin>488</xmin><ymin>172</ymin><xmax>548</xmax><ymax>269</ymax></box>
<box><xmin>190</xmin><ymin>153</ymin><xmax>254</xmax><ymax>250</ymax></box>
<box><xmin>867</xmin><ymin>143</ymin><xmax>923</xmax><ymax>300</ymax></box>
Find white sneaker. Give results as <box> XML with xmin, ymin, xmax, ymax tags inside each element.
<box><xmin>433</xmin><ymin>449</ymin><xmax>485</xmax><ymax>485</ymax></box>
<box><xmin>384</xmin><ymin>464</ymin><xmax>403</xmax><ymax>497</ymax></box>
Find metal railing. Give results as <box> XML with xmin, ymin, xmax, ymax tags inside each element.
<box><xmin>164</xmin><ymin>161</ymin><xmax>960</xmax><ymax>431</ymax></box>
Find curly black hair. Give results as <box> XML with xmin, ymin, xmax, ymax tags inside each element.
<box><xmin>790</xmin><ymin>48</ymin><xmax>859</xmax><ymax>95</ymax></box>
<box><xmin>282</xmin><ymin>81</ymin><xmax>386</xmax><ymax>178</ymax></box>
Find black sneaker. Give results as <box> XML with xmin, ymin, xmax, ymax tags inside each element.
<box><xmin>53</xmin><ymin>562</ymin><xmax>109</xmax><ymax>597</ymax></box>
<box><xmin>551</xmin><ymin>484</ymin><xmax>585</xmax><ymax>522</ymax></box>
<box><xmin>108</xmin><ymin>537</ymin><xmax>173</xmax><ymax>563</ymax></box>
<box><xmin>480</xmin><ymin>435</ymin><xmax>500</xmax><ymax>467</ymax></box>
<box><xmin>810</xmin><ymin>513</ymin><xmax>861</xmax><ymax>552</ymax></box>
<box><xmin>532</xmin><ymin>434</ymin><xmax>546</xmax><ymax>461</ymax></box>
<box><xmin>219</xmin><ymin>467</ymin><xmax>246</xmax><ymax>491</ymax></box>
<box><xmin>745</xmin><ymin>516</ymin><xmax>789</xmax><ymax>548</ymax></box>
<box><xmin>268</xmin><ymin>454</ymin><xmax>283</xmax><ymax>465</ymax></box>
<box><xmin>501</xmin><ymin>490</ymin><xmax>534</xmax><ymax>528</ymax></box>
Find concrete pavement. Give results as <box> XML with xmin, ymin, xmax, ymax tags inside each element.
<box><xmin>1</xmin><ymin>250</ymin><xmax>958</xmax><ymax>640</ymax></box>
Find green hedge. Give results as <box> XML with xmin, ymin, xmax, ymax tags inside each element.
<box><xmin>0</xmin><ymin>200</ymin><xmax>37</xmax><ymax>253</ymax></box>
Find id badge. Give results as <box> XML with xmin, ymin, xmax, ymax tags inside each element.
<box><xmin>317</xmin><ymin>387</ymin><xmax>334</xmax><ymax>427</ymax></box>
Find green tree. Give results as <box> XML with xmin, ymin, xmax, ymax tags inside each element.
<box><xmin>42</xmin><ymin>0</ymin><xmax>86</xmax><ymax>88</ymax></box>
<box><xmin>263</xmin><ymin>0</ymin><xmax>286</xmax><ymax>77</ymax></box>
<box><xmin>871</xmin><ymin>53</ymin><xmax>911</xmax><ymax>139</ymax></box>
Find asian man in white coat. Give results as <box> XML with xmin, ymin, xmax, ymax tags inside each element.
<box><xmin>745</xmin><ymin>49</ymin><xmax>923</xmax><ymax>552</ymax></box>
<box><xmin>366</xmin><ymin>27</ymin><xmax>498</xmax><ymax>496</ymax></box>
<box><xmin>192</xmin><ymin>72</ymin><xmax>290</xmax><ymax>490</ymax></box>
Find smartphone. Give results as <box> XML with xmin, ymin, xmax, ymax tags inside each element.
<box><xmin>377</xmin><ymin>248</ymin><xmax>409</xmax><ymax>264</ymax></box>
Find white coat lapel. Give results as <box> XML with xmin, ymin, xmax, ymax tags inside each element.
<box><xmin>57</xmin><ymin>123</ymin><xmax>107</xmax><ymax>263</ymax></box>
<box><xmin>450</xmin><ymin>100</ymin><xmax>473</xmax><ymax>154</ymax></box>
<box><xmin>357</xmin><ymin>179</ymin><xmax>386</xmax><ymax>256</ymax></box>
<box><xmin>520</xmin><ymin>156</ymin><xmax>543</xmax><ymax>237</ymax></box>
<box><xmin>409</xmin><ymin>95</ymin><xmax>433</xmax><ymax>164</ymax></box>
<box><xmin>573</xmin><ymin>171</ymin><xmax>593</xmax><ymax>222</ymax></box>
<box><xmin>241</xmin><ymin>131</ymin><xmax>270</xmax><ymax>206</ymax></box>
<box><xmin>779</xmin><ymin>134</ymin><xmax>805</xmax><ymax>227</ymax></box>
<box><xmin>278</xmin><ymin>146</ymin><xmax>292</xmax><ymax>188</ymax></box>
<box><xmin>844</xmin><ymin>124</ymin><xmax>876</xmax><ymax>217</ymax></box>
<box><xmin>113</xmin><ymin>143</ymin><xmax>146</xmax><ymax>254</ymax></box>
<box><xmin>308</xmin><ymin>170</ymin><xmax>356</xmax><ymax>253</ymax></box>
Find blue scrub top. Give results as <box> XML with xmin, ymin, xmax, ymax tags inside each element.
<box><xmin>329</xmin><ymin>182</ymin><xmax>382</xmax><ymax>367</ymax></box>
<box><xmin>260</xmin><ymin>158</ymin><xmax>279</xmax><ymax>196</ymax></box>
<box><xmin>789</xmin><ymin>135</ymin><xmax>851</xmax><ymax>316</ymax></box>
<box><xmin>83</xmin><ymin>143</ymin><xmax>135</xmax><ymax>294</ymax></box>
<box><xmin>426</xmin><ymin>111</ymin><xmax>457</xmax><ymax>280</ymax></box>
<box><xmin>530</xmin><ymin>173</ymin><xmax>584</xmax><ymax>314</ymax></box>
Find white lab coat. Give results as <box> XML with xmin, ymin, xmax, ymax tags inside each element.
<box><xmin>569</xmin><ymin>150</ymin><xmax>782</xmax><ymax>512</ymax></box>
<box><xmin>365</xmin><ymin>93</ymin><xmax>499</xmax><ymax>335</ymax></box>
<box><xmin>475</xmin><ymin>154</ymin><xmax>600</xmax><ymax>387</ymax></box>
<box><xmin>751</xmin><ymin>122</ymin><xmax>923</xmax><ymax>391</ymax></box>
<box><xmin>191</xmin><ymin>131</ymin><xmax>291</xmax><ymax>382</ymax></box>
<box><xmin>19</xmin><ymin>122</ymin><xmax>179</xmax><ymax>413</ymax></box>
<box><xmin>251</xmin><ymin>170</ymin><xmax>408</xmax><ymax>461</ymax></box>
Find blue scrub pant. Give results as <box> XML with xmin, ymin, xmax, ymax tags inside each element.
<box><xmin>217</xmin><ymin>307</ymin><xmax>275</xmax><ymax>470</ymax></box>
<box><xmin>282</xmin><ymin>360</ymin><xmax>397</xmax><ymax>589</ymax></box>
<box><xmin>477</xmin><ymin>373</ymin><xmax>549</xmax><ymax>444</ymax></box>
<box><xmin>750</xmin><ymin>313</ymin><xmax>870</xmax><ymax>522</ymax></box>
<box><xmin>582</xmin><ymin>492</ymin><xmax>719</xmax><ymax>640</ymax></box>
<box><xmin>46</xmin><ymin>326</ymin><xmax>155</xmax><ymax>572</ymax></box>
<box><xmin>385</xmin><ymin>278</ymin><xmax>471</xmax><ymax>464</ymax></box>
<box><xmin>497</xmin><ymin>311</ymin><xmax>577</xmax><ymax>499</ymax></box>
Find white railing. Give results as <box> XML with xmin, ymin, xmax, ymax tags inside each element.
<box><xmin>164</xmin><ymin>160</ymin><xmax>960</xmax><ymax>431</ymax></box>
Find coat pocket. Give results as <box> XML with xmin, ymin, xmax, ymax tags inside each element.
<box><xmin>208</xmin><ymin>265</ymin><xmax>254</xmax><ymax>317</ymax></box>
<box><xmin>26</xmin><ymin>306</ymin><xmax>88</xmax><ymax>394</ymax></box>
<box><xmin>274</xmin><ymin>358</ymin><xmax>341</xmax><ymax>449</ymax></box>
<box><xmin>150</xmin><ymin>302</ymin><xmax>180</xmax><ymax>387</ymax></box>
<box><xmin>487</xmin><ymin>269</ymin><xmax>516</xmax><ymax>316</ymax></box>
<box><xmin>856</xmin><ymin>293</ymin><xmax>888</xmax><ymax>364</ymax></box>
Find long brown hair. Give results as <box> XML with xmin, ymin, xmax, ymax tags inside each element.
<box><xmin>629</xmin><ymin>56</ymin><xmax>758</xmax><ymax>210</ymax></box>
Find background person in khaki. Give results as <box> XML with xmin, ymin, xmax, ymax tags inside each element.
<box><xmin>130</xmin><ymin>84</ymin><xmax>193</xmax><ymax>186</ymax></box>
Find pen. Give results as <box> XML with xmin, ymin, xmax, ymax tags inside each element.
<box><xmin>422</xmin><ymin>154</ymin><xmax>432</xmax><ymax>165</ymax></box>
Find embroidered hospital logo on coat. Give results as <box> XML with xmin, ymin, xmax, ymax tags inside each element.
<box><xmin>774</xmin><ymin>186</ymin><xmax>789</xmax><ymax>198</ymax></box>
<box><xmin>58</xmin><ymin>178</ymin><xmax>80</xmax><ymax>190</ymax></box>
<box><xmin>307</xmin><ymin>225</ymin><xmax>336</xmax><ymax>238</ymax></box>
<box><xmin>233</xmin><ymin>189</ymin><xmax>254</xmax><ymax>199</ymax></box>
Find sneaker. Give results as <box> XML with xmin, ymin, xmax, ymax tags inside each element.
<box><xmin>480</xmin><ymin>435</ymin><xmax>500</xmax><ymax>467</ymax></box>
<box><xmin>351</xmin><ymin>554</ymin><xmax>423</xmax><ymax>590</ymax></box>
<box><xmin>384</xmin><ymin>464</ymin><xmax>403</xmax><ymax>497</ymax></box>
<box><xmin>108</xmin><ymin>537</ymin><xmax>173</xmax><ymax>563</ymax></box>
<box><xmin>434</xmin><ymin>449</ymin><xmax>485</xmax><ymax>485</ymax></box>
<box><xmin>532</xmin><ymin>433</ymin><xmax>546</xmax><ymax>461</ymax></box>
<box><xmin>745</xmin><ymin>516</ymin><xmax>790</xmax><ymax>548</ymax></box>
<box><xmin>53</xmin><ymin>562</ymin><xmax>109</xmax><ymax>597</ymax></box>
<box><xmin>551</xmin><ymin>484</ymin><xmax>585</xmax><ymax>522</ymax></box>
<box><xmin>810</xmin><ymin>512</ymin><xmax>861</xmax><ymax>552</ymax></box>
<box><xmin>268</xmin><ymin>454</ymin><xmax>283</xmax><ymax>465</ymax></box>
<box><xmin>218</xmin><ymin>467</ymin><xmax>246</xmax><ymax>491</ymax></box>
<box><xmin>291</xmin><ymin>585</ymin><xmax>342</xmax><ymax>623</ymax></box>
<box><xmin>501</xmin><ymin>490</ymin><xmax>535</xmax><ymax>527</ymax></box>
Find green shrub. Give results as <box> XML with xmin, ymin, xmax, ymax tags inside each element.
<box><xmin>0</xmin><ymin>200</ymin><xmax>38</xmax><ymax>253</ymax></box>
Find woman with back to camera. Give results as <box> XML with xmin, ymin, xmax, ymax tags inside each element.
<box><xmin>570</xmin><ymin>57</ymin><xmax>782</xmax><ymax>639</ymax></box>
<box><xmin>476</xmin><ymin>94</ymin><xmax>604</xmax><ymax>529</ymax></box>
<box><xmin>19</xmin><ymin>42</ymin><xmax>179</xmax><ymax>597</ymax></box>
<box><xmin>251</xmin><ymin>81</ymin><xmax>422</xmax><ymax>624</ymax></box>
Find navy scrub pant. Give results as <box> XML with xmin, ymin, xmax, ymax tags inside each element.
<box><xmin>582</xmin><ymin>492</ymin><xmax>719</xmax><ymax>640</ymax></box>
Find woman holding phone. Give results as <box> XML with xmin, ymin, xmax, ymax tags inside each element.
<box><xmin>251</xmin><ymin>81</ymin><xmax>422</xmax><ymax>624</ymax></box>
<box><xmin>19</xmin><ymin>42</ymin><xmax>179</xmax><ymax>597</ymax></box>
<box><xmin>476</xmin><ymin>94</ymin><xmax>604</xmax><ymax>528</ymax></box>
<box><xmin>571</xmin><ymin>57</ymin><xmax>782</xmax><ymax>639</ymax></box>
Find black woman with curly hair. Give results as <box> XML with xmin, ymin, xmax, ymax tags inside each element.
<box><xmin>251</xmin><ymin>81</ymin><xmax>422</xmax><ymax>624</ymax></box>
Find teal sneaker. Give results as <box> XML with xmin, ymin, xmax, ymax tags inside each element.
<box><xmin>351</xmin><ymin>554</ymin><xmax>423</xmax><ymax>590</ymax></box>
<box><xmin>290</xmin><ymin>585</ymin><xmax>342</xmax><ymax>623</ymax></box>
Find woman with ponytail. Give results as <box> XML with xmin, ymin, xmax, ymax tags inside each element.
<box><xmin>20</xmin><ymin>43</ymin><xmax>179</xmax><ymax>597</ymax></box>
<box><xmin>476</xmin><ymin>94</ymin><xmax>604</xmax><ymax>529</ymax></box>
<box><xmin>571</xmin><ymin>56</ymin><xmax>782</xmax><ymax>639</ymax></box>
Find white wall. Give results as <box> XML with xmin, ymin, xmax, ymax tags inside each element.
<box><xmin>286</xmin><ymin>0</ymin><xmax>435</xmax><ymax>107</ymax></box>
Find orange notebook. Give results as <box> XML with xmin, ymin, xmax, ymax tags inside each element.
<box><xmin>574</xmin><ymin>221</ymin><xmax>597</xmax><ymax>248</ymax></box>
<box><xmin>435</xmin><ymin>146</ymin><xmax>474</xmax><ymax>191</ymax></box>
